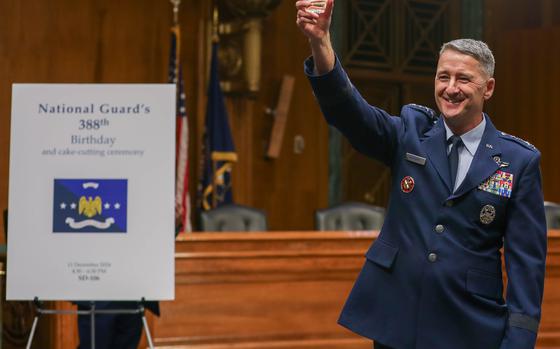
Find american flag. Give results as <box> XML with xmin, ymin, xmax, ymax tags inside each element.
<box><xmin>168</xmin><ymin>24</ymin><xmax>192</xmax><ymax>233</ymax></box>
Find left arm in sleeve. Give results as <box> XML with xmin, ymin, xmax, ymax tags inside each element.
<box><xmin>500</xmin><ymin>152</ymin><xmax>547</xmax><ymax>349</ymax></box>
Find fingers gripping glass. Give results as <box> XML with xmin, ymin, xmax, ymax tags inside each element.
<box><xmin>307</xmin><ymin>1</ymin><xmax>327</xmax><ymax>14</ymax></box>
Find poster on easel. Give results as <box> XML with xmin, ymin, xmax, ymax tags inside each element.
<box><xmin>7</xmin><ymin>84</ymin><xmax>176</xmax><ymax>301</ymax></box>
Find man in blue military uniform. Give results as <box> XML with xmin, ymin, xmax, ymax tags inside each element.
<box><xmin>296</xmin><ymin>1</ymin><xmax>547</xmax><ymax>348</ymax></box>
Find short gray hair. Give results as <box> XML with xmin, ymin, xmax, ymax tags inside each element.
<box><xmin>440</xmin><ymin>39</ymin><xmax>495</xmax><ymax>77</ymax></box>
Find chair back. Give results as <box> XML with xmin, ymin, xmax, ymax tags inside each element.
<box><xmin>545</xmin><ymin>201</ymin><xmax>560</xmax><ymax>229</ymax></box>
<box><xmin>316</xmin><ymin>202</ymin><xmax>385</xmax><ymax>231</ymax></box>
<box><xmin>200</xmin><ymin>204</ymin><xmax>267</xmax><ymax>232</ymax></box>
<box><xmin>3</xmin><ymin>209</ymin><xmax>7</xmax><ymax>239</ymax></box>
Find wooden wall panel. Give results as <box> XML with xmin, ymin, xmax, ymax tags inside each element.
<box><xmin>43</xmin><ymin>230</ymin><xmax>560</xmax><ymax>349</ymax></box>
<box><xmin>183</xmin><ymin>0</ymin><xmax>330</xmax><ymax>230</ymax></box>
<box><xmin>1</xmin><ymin>2</ymin><xmax>559</xmax><ymax>231</ymax></box>
<box><xmin>0</xmin><ymin>0</ymin><xmax>206</xmax><ymax>242</ymax></box>
<box><xmin>0</xmin><ymin>0</ymin><xmax>205</xmax><ymax>346</ymax></box>
<box><xmin>162</xmin><ymin>230</ymin><xmax>560</xmax><ymax>349</ymax></box>
<box><xmin>227</xmin><ymin>0</ymin><xmax>330</xmax><ymax>230</ymax></box>
<box><xmin>484</xmin><ymin>0</ymin><xmax>560</xmax><ymax>203</ymax></box>
<box><xmin>47</xmin><ymin>232</ymin><xmax>374</xmax><ymax>349</ymax></box>
<box><xmin>0</xmin><ymin>0</ymin><xmax>328</xmax><ymax>233</ymax></box>
<box><xmin>488</xmin><ymin>27</ymin><xmax>560</xmax><ymax>203</ymax></box>
<box><xmin>541</xmin><ymin>232</ymin><xmax>560</xmax><ymax>348</ymax></box>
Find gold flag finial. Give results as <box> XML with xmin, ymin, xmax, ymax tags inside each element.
<box><xmin>170</xmin><ymin>0</ymin><xmax>181</xmax><ymax>25</ymax></box>
<box><xmin>212</xmin><ymin>5</ymin><xmax>219</xmax><ymax>43</ymax></box>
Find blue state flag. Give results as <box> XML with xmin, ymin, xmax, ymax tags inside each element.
<box><xmin>53</xmin><ymin>179</ymin><xmax>128</xmax><ymax>233</ymax></box>
<box><xmin>200</xmin><ymin>42</ymin><xmax>238</xmax><ymax>211</ymax></box>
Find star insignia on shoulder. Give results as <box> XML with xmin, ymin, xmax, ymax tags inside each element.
<box><xmin>408</xmin><ymin>104</ymin><xmax>437</xmax><ymax>121</ymax></box>
<box><xmin>499</xmin><ymin>131</ymin><xmax>537</xmax><ymax>151</ymax></box>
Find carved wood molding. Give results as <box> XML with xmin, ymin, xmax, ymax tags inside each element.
<box><xmin>19</xmin><ymin>230</ymin><xmax>560</xmax><ymax>349</ymax></box>
<box><xmin>342</xmin><ymin>0</ymin><xmax>458</xmax><ymax>77</ymax></box>
<box><xmin>154</xmin><ymin>336</ymin><xmax>370</xmax><ymax>348</ymax></box>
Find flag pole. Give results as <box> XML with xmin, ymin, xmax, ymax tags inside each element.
<box><xmin>169</xmin><ymin>0</ymin><xmax>192</xmax><ymax>232</ymax></box>
<box><xmin>171</xmin><ymin>0</ymin><xmax>181</xmax><ymax>26</ymax></box>
<box><xmin>171</xmin><ymin>0</ymin><xmax>181</xmax><ymax>82</ymax></box>
<box><xmin>212</xmin><ymin>5</ymin><xmax>219</xmax><ymax>43</ymax></box>
<box><xmin>211</xmin><ymin>4</ymin><xmax>218</xmax><ymax>209</ymax></box>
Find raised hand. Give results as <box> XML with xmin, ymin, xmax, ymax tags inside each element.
<box><xmin>295</xmin><ymin>0</ymin><xmax>335</xmax><ymax>73</ymax></box>
<box><xmin>295</xmin><ymin>0</ymin><xmax>334</xmax><ymax>42</ymax></box>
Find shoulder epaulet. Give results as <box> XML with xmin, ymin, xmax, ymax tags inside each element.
<box><xmin>498</xmin><ymin>131</ymin><xmax>537</xmax><ymax>152</ymax></box>
<box><xmin>406</xmin><ymin>104</ymin><xmax>438</xmax><ymax>123</ymax></box>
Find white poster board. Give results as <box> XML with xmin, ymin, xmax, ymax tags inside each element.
<box><xmin>7</xmin><ymin>84</ymin><xmax>176</xmax><ymax>301</ymax></box>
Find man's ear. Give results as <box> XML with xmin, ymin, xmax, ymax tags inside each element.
<box><xmin>484</xmin><ymin>78</ymin><xmax>495</xmax><ymax>100</ymax></box>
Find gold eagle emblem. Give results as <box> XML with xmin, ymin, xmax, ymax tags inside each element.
<box><xmin>79</xmin><ymin>196</ymin><xmax>102</xmax><ymax>218</ymax></box>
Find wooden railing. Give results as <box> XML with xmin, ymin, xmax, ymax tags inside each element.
<box><xmin>10</xmin><ymin>230</ymin><xmax>560</xmax><ymax>348</ymax></box>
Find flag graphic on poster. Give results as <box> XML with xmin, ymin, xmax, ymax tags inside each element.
<box><xmin>200</xmin><ymin>42</ymin><xmax>237</xmax><ymax>211</ymax></box>
<box><xmin>53</xmin><ymin>179</ymin><xmax>127</xmax><ymax>233</ymax></box>
<box><xmin>169</xmin><ymin>23</ymin><xmax>192</xmax><ymax>232</ymax></box>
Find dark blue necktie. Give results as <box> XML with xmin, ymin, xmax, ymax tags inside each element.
<box><xmin>448</xmin><ymin>135</ymin><xmax>463</xmax><ymax>190</ymax></box>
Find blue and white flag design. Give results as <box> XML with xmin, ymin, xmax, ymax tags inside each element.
<box><xmin>53</xmin><ymin>179</ymin><xmax>127</xmax><ymax>233</ymax></box>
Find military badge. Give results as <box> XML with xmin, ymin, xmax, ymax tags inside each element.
<box><xmin>480</xmin><ymin>205</ymin><xmax>496</xmax><ymax>225</ymax></box>
<box><xmin>401</xmin><ymin>176</ymin><xmax>415</xmax><ymax>193</ymax></box>
<box><xmin>478</xmin><ymin>170</ymin><xmax>513</xmax><ymax>198</ymax></box>
<box><xmin>498</xmin><ymin>161</ymin><xmax>510</xmax><ymax>168</ymax></box>
<box><xmin>492</xmin><ymin>156</ymin><xmax>509</xmax><ymax>168</ymax></box>
<box><xmin>53</xmin><ymin>179</ymin><xmax>127</xmax><ymax>233</ymax></box>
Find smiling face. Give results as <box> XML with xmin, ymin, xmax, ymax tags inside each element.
<box><xmin>434</xmin><ymin>49</ymin><xmax>495</xmax><ymax>135</ymax></box>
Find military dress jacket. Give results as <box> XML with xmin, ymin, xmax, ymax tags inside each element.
<box><xmin>305</xmin><ymin>57</ymin><xmax>547</xmax><ymax>349</ymax></box>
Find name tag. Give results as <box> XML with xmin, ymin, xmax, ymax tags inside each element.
<box><xmin>405</xmin><ymin>152</ymin><xmax>426</xmax><ymax>166</ymax></box>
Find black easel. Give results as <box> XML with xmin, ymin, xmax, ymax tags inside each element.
<box><xmin>26</xmin><ymin>298</ymin><xmax>154</xmax><ymax>349</ymax></box>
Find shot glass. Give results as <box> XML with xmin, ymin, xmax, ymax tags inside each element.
<box><xmin>307</xmin><ymin>0</ymin><xmax>327</xmax><ymax>14</ymax></box>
